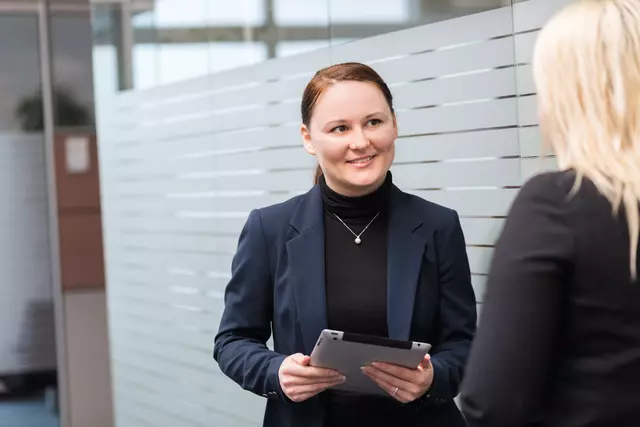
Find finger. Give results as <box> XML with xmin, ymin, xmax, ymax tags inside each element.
<box><xmin>362</xmin><ymin>366</ymin><xmax>422</xmax><ymax>396</ymax></box>
<box><xmin>362</xmin><ymin>371</ymin><xmax>412</xmax><ymax>403</ymax></box>
<box><xmin>281</xmin><ymin>374</ymin><xmax>346</xmax><ymax>387</ymax></box>
<box><xmin>289</xmin><ymin>353</ymin><xmax>310</xmax><ymax>366</ymax></box>
<box><xmin>285</xmin><ymin>364</ymin><xmax>343</xmax><ymax>379</ymax></box>
<box><xmin>291</xmin><ymin>378</ymin><xmax>344</xmax><ymax>396</ymax></box>
<box><xmin>370</xmin><ymin>361</ymin><xmax>420</xmax><ymax>382</ymax></box>
<box><xmin>419</xmin><ymin>354</ymin><xmax>432</xmax><ymax>369</ymax></box>
<box><xmin>293</xmin><ymin>390</ymin><xmax>326</xmax><ymax>403</ymax></box>
<box><xmin>291</xmin><ymin>392</ymin><xmax>315</xmax><ymax>403</ymax></box>
<box><xmin>283</xmin><ymin>377</ymin><xmax>345</xmax><ymax>402</ymax></box>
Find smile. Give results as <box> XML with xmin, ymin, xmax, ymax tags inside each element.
<box><xmin>347</xmin><ymin>155</ymin><xmax>375</xmax><ymax>165</ymax></box>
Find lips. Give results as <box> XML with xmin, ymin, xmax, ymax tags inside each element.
<box><xmin>347</xmin><ymin>155</ymin><xmax>375</xmax><ymax>164</ymax></box>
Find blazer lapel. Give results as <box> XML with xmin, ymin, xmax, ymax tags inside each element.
<box><xmin>387</xmin><ymin>186</ymin><xmax>427</xmax><ymax>341</ymax></box>
<box><xmin>286</xmin><ymin>186</ymin><xmax>328</xmax><ymax>354</ymax></box>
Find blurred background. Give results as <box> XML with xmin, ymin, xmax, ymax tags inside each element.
<box><xmin>0</xmin><ymin>1</ymin><xmax>556</xmax><ymax>427</ymax></box>
<box><xmin>90</xmin><ymin>0</ymin><xmax>511</xmax><ymax>92</ymax></box>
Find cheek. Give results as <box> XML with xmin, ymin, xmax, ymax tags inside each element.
<box><xmin>370</xmin><ymin>128</ymin><xmax>397</xmax><ymax>154</ymax></box>
<box><xmin>315</xmin><ymin>138</ymin><xmax>348</xmax><ymax>164</ymax></box>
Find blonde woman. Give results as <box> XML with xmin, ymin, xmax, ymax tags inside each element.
<box><xmin>460</xmin><ymin>0</ymin><xmax>640</xmax><ymax>426</ymax></box>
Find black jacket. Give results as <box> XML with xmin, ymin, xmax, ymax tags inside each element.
<box><xmin>461</xmin><ymin>171</ymin><xmax>640</xmax><ymax>427</ymax></box>
<box><xmin>214</xmin><ymin>184</ymin><xmax>477</xmax><ymax>427</ymax></box>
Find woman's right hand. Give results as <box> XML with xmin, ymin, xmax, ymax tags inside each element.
<box><xmin>278</xmin><ymin>353</ymin><xmax>346</xmax><ymax>402</ymax></box>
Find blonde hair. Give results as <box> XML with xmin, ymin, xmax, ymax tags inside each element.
<box><xmin>533</xmin><ymin>0</ymin><xmax>640</xmax><ymax>279</ymax></box>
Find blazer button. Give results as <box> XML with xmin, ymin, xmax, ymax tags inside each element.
<box><xmin>262</xmin><ymin>393</ymin><xmax>268</xmax><ymax>398</ymax></box>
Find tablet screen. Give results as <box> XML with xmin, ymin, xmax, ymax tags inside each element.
<box><xmin>341</xmin><ymin>332</ymin><xmax>413</xmax><ymax>350</ymax></box>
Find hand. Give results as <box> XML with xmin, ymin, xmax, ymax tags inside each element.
<box><xmin>278</xmin><ymin>353</ymin><xmax>346</xmax><ymax>402</ymax></box>
<box><xmin>361</xmin><ymin>354</ymin><xmax>433</xmax><ymax>403</ymax></box>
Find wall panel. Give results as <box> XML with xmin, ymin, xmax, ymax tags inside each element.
<box><xmin>0</xmin><ymin>134</ymin><xmax>56</xmax><ymax>376</ymax></box>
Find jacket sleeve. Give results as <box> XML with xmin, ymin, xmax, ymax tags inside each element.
<box><xmin>459</xmin><ymin>174</ymin><xmax>572</xmax><ymax>426</ymax></box>
<box><xmin>213</xmin><ymin>209</ymin><xmax>287</xmax><ymax>400</ymax></box>
<box><xmin>423</xmin><ymin>210</ymin><xmax>477</xmax><ymax>405</ymax></box>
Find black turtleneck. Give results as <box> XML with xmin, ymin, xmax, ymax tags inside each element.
<box><xmin>320</xmin><ymin>173</ymin><xmax>410</xmax><ymax>427</ymax></box>
<box><xmin>321</xmin><ymin>173</ymin><xmax>391</xmax><ymax>337</ymax></box>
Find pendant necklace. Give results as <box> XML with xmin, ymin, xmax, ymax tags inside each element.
<box><xmin>332</xmin><ymin>212</ymin><xmax>380</xmax><ymax>245</ymax></box>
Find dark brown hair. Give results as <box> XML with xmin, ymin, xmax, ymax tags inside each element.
<box><xmin>301</xmin><ymin>62</ymin><xmax>394</xmax><ymax>184</ymax></box>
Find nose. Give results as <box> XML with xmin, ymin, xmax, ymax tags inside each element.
<box><xmin>349</xmin><ymin>128</ymin><xmax>370</xmax><ymax>151</ymax></box>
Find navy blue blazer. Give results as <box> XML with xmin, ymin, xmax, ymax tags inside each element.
<box><xmin>214</xmin><ymin>184</ymin><xmax>477</xmax><ymax>427</ymax></box>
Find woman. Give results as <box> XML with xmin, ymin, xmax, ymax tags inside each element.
<box><xmin>460</xmin><ymin>1</ymin><xmax>640</xmax><ymax>426</ymax></box>
<box><xmin>214</xmin><ymin>62</ymin><xmax>477</xmax><ymax>427</ymax></box>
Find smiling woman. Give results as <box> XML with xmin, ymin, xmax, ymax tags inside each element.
<box><xmin>213</xmin><ymin>62</ymin><xmax>477</xmax><ymax>427</ymax></box>
<box><xmin>300</xmin><ymin>63</ymin><xmax>397</xmax><ymax>197</ymax></box>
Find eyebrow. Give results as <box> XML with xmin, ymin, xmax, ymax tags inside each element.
<box><xmin>324</xmin><ymin>112</ymin><xmax>387</xmax><ymax>126</ymax></box>
<box><xmin>323</xmin><ymin>119</ymin><xmax>348</xmax><ymax>128</ymax></box>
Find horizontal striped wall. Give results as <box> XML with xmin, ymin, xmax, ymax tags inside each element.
<box><xmin>96</xmin><ymin>1</ymin><xmax>569</xmax><ymax>426</ymax></box>
<box><xmin>0</xmin><ymin>133</ymin><xmax>56</xmax><ymax>375</ymax></box>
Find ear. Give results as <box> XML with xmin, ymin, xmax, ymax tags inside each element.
<box><xmin>301</xmin><ymin>124</ymin><xmax>316</xmax><ymax>156</ymax></box>
<box><xmin>392</xmin><ymin>114</ymin><xmax>399</xmax><ymax>140</ymax></box>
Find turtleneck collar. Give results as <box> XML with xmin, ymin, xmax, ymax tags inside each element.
<box><xmin>320</xmin><ymin>172</ymin><xmax>392</xmax><ymax>222</ymax></box>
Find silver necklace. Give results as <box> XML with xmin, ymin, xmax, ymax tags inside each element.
<box><xmin>332</xmin><ymin>212</ymin><xmax>380</xmax><ymax>245</ymax></box>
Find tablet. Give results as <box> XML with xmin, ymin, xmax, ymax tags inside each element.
<box><xmin>309</xmin><ymin>329</ymin><xmax>431</xmax><ymax>396</ymax></box>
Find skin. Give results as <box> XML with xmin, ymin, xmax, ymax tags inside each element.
<box><xmin>278</xmin><ymin>80</ymin><xmax>434</xmax><ymax>403</ymax></box>
<box><xmin>301</xmin><ymin>80</ymin><xmax>397</xmax><ymax>197</ymax></box>
<box><xmin>361</xmin><ymin>355</ymin><xmax>433</xmax><ymax>403</ymax></box>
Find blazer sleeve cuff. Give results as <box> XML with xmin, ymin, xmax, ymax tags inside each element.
<box><xmin>428</xmin><ymin>358</ymin><xmax>453</xmax><ymax>403</ymax></box>
<box><xmin>409</xmin><ymin>358</ymin><xmax>451</xmax><ymax>408</ymax></box>
<box><xmin>266</xmin><ymin>354</ymin><xmax>291</xmax><ymax>401</ymax></box>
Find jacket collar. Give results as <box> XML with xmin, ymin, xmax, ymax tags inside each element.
<box><xmin>286</xmin><ymin>184</ymin><xmax>426</xmax><ymax>353</ymax></box>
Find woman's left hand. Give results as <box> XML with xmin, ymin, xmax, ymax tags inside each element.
<box><xmin>361</xmin><ymin>354</ymin><xmax>434</xmax><ymax>403</ymax></box>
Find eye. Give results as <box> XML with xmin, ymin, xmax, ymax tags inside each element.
<box><xmin>368</xmin><ymin>119</ymin><xmax>382</xmax><ymax>127</ymax></box>
<box><xmin>331</xmin><ymin>125</ymin><xmax>348</xmax><ymax>133</ymax></box>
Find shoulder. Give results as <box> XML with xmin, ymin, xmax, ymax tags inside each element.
<box><xmin>251</xmin><ymin>193</ymin><xmax>305</xmax><ymax>228</ymax></box>
<box><xmin>519</xmin><ymin>170</ymin><xmax>574</xmax><ymax>199</ymax></box>
<box><xmin>395</xmin><ymin>188</ymin><xmax>459</xmax><ymax>229</ymax></box>
<box><xmin>494</xmin><ymin>171</ymin><xmax>576</xmax><ymax>262</ymax></box>
<box><xmin>256</xmin><ymin>193</ymin><xmax>304</xmax><ymax>219</ymax></box>
<box><xmin>237</xmin><ymin>194</ymin><xmax>306</xmax><ymax>247</ymax></box>
<box><xmin>249</xmin><ymin>191</ymin><xmax>311</xmax><ymax>234</ymax></box>
<box><xmin>501</xmin><ymin>171</ymin><xmax>578</xmax><ymax>241</ymax></box>
<box><xmin>510</xmin><ymin>171</ymin><xmax>575</xmax><ymax>216</ymax></box>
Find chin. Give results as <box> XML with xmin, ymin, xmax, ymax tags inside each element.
<box><xmin>345</xmin><ymin>170</ymin><xmax>387</xmax><ymax>190</ymax></box>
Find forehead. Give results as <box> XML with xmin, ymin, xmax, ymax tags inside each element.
<box><xmin>312</xmin><ymin>80</ymin><xmax>389</xmax><ymax>123</ymax></box>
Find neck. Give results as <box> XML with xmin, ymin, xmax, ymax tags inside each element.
<box><xmin>319</xmin><ymin>172</ymin><xmax>392</xmax><ymax>221</ymax></box>
<box><xmin>323</xmin><ymin>174</ymin><xmax>387</xmax><ymax>198</ymax></box>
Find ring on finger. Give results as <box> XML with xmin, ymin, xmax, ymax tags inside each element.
<box><xmin>391</xmin><ymin>386</ymin><xmax>399</xmax><ymax>397</ymax></box>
